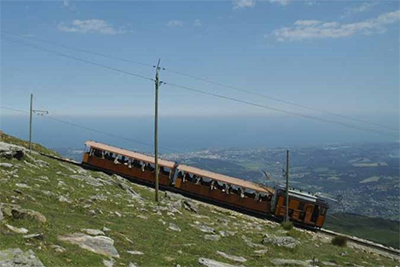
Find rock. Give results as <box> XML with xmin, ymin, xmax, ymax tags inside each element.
<box><xmin>58</xmin><ymin>196</ymin><xmax>72</xmax><ymax>203</ymax></box>
<box><xmin>102</xmin><ymin>227</ymin><xmax>111</xmax><ymax>232</ymax></box>
<box><xmin>0</xmin><ymin>204</ymin><xmax>3</xmax><ymax>221</ymax></box>
<box><xmin>58</xmin><ymin>233</ymin><xmax>119</xmax><ymax>258</ymax></box>
<box><xmin>5</xmin><ymin>224</ymin><xmax>29</xmax><ymax>234</ymax></box>
<box><xmin>23</xmin><ymin>233</ymin><xmax>44</xmax><ymax>240</ymax></box>
<box><xmin>241</xmin><ymin>235</ymin><xmax>265</xmax><ymax>248</ymax></box>
<box><xmin>253</xmin><ymin>249</ymin><xmax>268</xmax><ymax>255</ymax></box>
<box><xmin>129</xmin><ymin>263</ymin><xmax>139</xmax><ymax>267</ymax></box>
<box><xmin>271</xmin><ymin>258</ymin><xmax>310</xmax><ymax>266</ymax></box>
<box><xmin>169</xmin><ymin>223</ymin><xmax>181</xmax><ymax>232</ymax></box>
<box><xmin>340</xmin><ymin>251</ymin><xmax>348</xmax><ymax>256</ymax></box>
<box><xmin>137</xmin><ymin>215</ymin><xmax>148</xmax><ymax>220</ymax></box>
<box><xmin>82</xmin><ymin>229</ymin><xmax>105</xmax><ymax>236</ymax></box>
<box><xmin>115</xmin><ymin>211</ymin><xmax>122</xmax><ymax>218</ymax></box>
<box><xmin>127</xmin><ymin>251</ymin><xmax>144</xmax><ymax>255</ymax></box>
<box><xmin>183</xmin><ymin>200</ymin><xmax>199</xmax><ymax>213</ymax></box>
<box><xmin>1</xmin><ymin>205</ymin><xmax>47</xmax><ymax>224</ymax></box>
<box><xmin>90</xmin><ymin>194</ymin><xmax>108</xmax><ymax>201</ymax></box>
<box><xmin>321</xmin><ymin>261</ymin><xmax>337</xmax><ymax>266</ymax></box>
<box><xmin>0</xmin><ymin>142</ymin><xmax>26</xmax><ymax>160</ymax></box>
<box><xmin>216</xmin><ymin>251</ymin><xmax>247</xmax><ymax>263</ymax></box>
<box><xmin>172</xmin><ymin>199</ymin><xmax>182</xmax><ymax>210</ymax></box>
<box><xmin>191</xmin><ymin>224</ymin><xmax>215</xmax><ymax>234</ymax></box>
<box><xmin>70</xmin><ymin>175</ymin><xmax>103</xmax><ymax>187</ymax></box>
<box><xmin>51</xmin><ymin>245</ymin><xmax>66</xmax><ymax>253</ymax></box>
<box><xmin>198</xmin><ymin>257</ymin><xmax>244</xmax><ymax>267</ymax></box>
<box><xmin>0</xmin><ymin>248</ymin><xmax>45</xmax><ymax>267</ymax></box>
<box><xmin>219</xmin><ymin>231</ymin><xmax>235</xmax><ymax>237</ymax></box>
<box><xmin>16</xmin><ymin>183</ymin><xmax>31</xmax><ymax>189</ymax></box>
<box><xmin>262</xmin><ymin>234</ymin><xmax>300</xmax><ymax>249</ymax></box>
<box><xmin>204</xmin><ymin>234</ymin><xmax>221</xmax><ymax>241</ymax></box>
<box><xmin>0</xmin><ymin>163</ymin><xmax>13</xmax><ymax>168</ymax></box>
<box><xmin>103</xmin><ymin>259</ymin><xmax>115</xmax><ymax>267</ymax></box>
<box><xmin>116</xmin><ymin>181</ymin><xmax>140</xmax><ymax>198</ymax></box>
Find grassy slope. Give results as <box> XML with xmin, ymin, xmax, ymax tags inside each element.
<box><xmin>0</xmin><ymin>133</ymin><xmax>398</xmax><ymax>266</ymax></box>
<box><xmin>325</xmin><ymin>213</ymin><xmax>400</xmax><ymax>249</ymax></box>
<box><xmin>0</xmin><ymin>131</ymin><xmax>58</xmax><ymax>156</ymax></box>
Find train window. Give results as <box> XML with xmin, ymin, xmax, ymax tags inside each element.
<box><xmin>320</xmin><ymin>207</ymin><xmax>326</xmax><ymax>215</ymax></box>
<box><xmin>298</xmin><ymin>202</ymin><xmax>305</xmax><ymax>211</ymax></box>
<box><xmin>244</xmin><ymin>189</ymin><xmax>256</xmax><ymax>199</ymax></box>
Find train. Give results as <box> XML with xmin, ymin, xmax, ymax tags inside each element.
<box><xmin>82</xmin><ymin>140</ymin><xmax>329</xmax><ymax>228</ymax></box>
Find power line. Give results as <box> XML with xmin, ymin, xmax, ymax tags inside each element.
<box><xmin>2</xmin><ymin>30</ymin><xmax>397</xmax><ymax>133</ymax></box>
<box><xmin>1</xmin><ymin>34</ymin><xmax>398</xmax><ymax>137</ymax></box>
<box><xmin>0</xmin><ymin>34</ymin><xmax>155</xmax><ymax>83</ymax></box>
<box><xmin>163</xmin><ymin>82</ymin><xmax>399</xmax><ymax>138</ymax></box>
<box><xmin>0</xmin><ymin>105</ymin><xmax>180</xmax><ymax>154</ymax></box>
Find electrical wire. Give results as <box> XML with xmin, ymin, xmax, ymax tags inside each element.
<box><xmin>1</xmin><ymin>34</ymin><xmax>398</xmax><ymax>138</ymax></box>
<box><xmin>1</xmin><ymin>30</ymin><xmax>398</xmax><ymax>133</ymax></box>
<box><xmin>0</xmin><ymin>105</ymin><xmax>180</xmax><ymax>154</ymax></box>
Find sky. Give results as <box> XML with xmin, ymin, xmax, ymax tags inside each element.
<box><xmin>0</xmin><ymin>1</ymin><xmax>399</xmax><ymax>140</ymax></box>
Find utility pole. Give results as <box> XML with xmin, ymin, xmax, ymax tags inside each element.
<box><xmin>285</xmin><ymin>150</ymin><xmax>290</xmax><ymax>222</ymax></box>
<box><xmin>28</xmin><ymin>94</ymin><xmax>49</xmax><ymax>154</ymax></box>
<box><xmin>29</xmin><ymin>93</ymin><xmax>33</xmax><ymax>153</ymax></box>
<box><xmin>154</xmin><ymin>59</ymin><xmax>161</xmax><ymax>203</ymax></box>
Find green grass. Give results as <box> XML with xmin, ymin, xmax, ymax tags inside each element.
<box><xmin>1</xmin><ymin>133</ymin><xmax>399</xmax><ymax>266</ymax></box>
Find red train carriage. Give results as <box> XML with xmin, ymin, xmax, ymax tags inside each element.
<box><xmin>81</xmin><ymin>141</ymin><xmax>329</xmax><ymax>228</ymax></box>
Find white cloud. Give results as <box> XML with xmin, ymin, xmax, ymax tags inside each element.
<box><xmin>167</xmin><ymin>20</ymin><xmax>183</xmax><ymax>27</ymax></box>
<box><xmin>63</xmin><ymin>0</ymin><xmax>70</xmax><ymax>7</ymax></box>
<box><xmin>58</xmin><ymin>19</ymin><xmax>125</xmax><ymax>35</ymax></box>
<box><xmin>272</xmin><ymin>10</ymin><xmax>400</xmax><ymax>41</ymax></box>
<box><xmin>233</xmin><ymin>0</ymin><xmax>256</xmax><ymax>9</ymax></box>
<box><xmin>194</xmin><ymin>19</ymin><xmax>202</xmax><ymax>28</ymax></box>
<box><xmin>343</xmin><ymin>2</ymin><xmax>378</xmax><ymax>17</ymax></box>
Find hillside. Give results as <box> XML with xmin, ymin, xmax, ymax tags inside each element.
<box><xmin>0</xmin><ymin>132</ymin><xmax>399</xmax><ymax>267</ymax></box>
<box><xmin>325</xmin><ymin>213</ymin><xmax>400</xmax><ymax>249</ymax></box>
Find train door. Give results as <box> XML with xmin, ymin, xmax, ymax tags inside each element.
<box><xmin>304</xmin><ymin>204</ymin><xmax>314</xmax><ymax>224</ymax></box>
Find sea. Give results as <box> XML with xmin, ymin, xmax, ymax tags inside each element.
<box><xmin>1</xmin><ymin>114</ymin><xmax>398</xmax><ymax>160</ymax></box>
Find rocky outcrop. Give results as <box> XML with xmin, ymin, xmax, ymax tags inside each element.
<box><xmin>198</xmin><ymin>258</ymin><xmax>244</xmax><ymax>267</ymax></box>
<box><xmin>0</xmin><ymin>248</ymin><xmax>45</xmax><ymax>267</ymax></box>
<box><xmin>183</xmin><ymin>200</ymin><xmax>199</xmax><ymax>213</ymax></box>
<box><xmin>262</xmin><ymin>234</ymin><xmax>300</xmax><ymax>249</ymax></box>
<box><xmin>0</xmin><ymin>142</ymin><xmax>26</xmax><ymax>160</ymax></box>
<box><xmin>58</xmin><ymin>233</ymin><xmax>119</xmax><ymax>258</ymax></box>
<box><xmin>216</xmin><ymin>251</ymin><xmax>247</xmax><ymax>263</ymax></box>
<box><xmin>1</xmin><ymin>204</ymin><xmax>47</xmax><ymax>223</ymax></box>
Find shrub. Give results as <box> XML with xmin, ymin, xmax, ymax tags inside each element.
<box><xmin>281</xmin><ymin>221</ymin><xmax>294</xmax><ymax>230</ymax></box>
<box><xmin>331</xmin><ymin>236</ymin><xmax>348</xmax><ymax>247</ymax></box>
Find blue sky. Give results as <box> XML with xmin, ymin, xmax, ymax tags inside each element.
<box><xmin>1</xmin><ymin>0</ymin><xmax>399</xmax><ymax>123</ymax></box>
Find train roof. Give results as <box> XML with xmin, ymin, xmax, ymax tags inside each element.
<box><xmin>178</xmin><ymin>164</ymin><xmax>274</xmax><ymax>194</ymax></box>
<box><xmin>85</xmin><ymin>141</ymin><xmax>176</xmax><ymax>168</ymax></box>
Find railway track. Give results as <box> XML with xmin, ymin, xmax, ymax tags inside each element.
<box><xmin>40</xmin><ymin>152</ymin><xmax>400</xmax><ymax>259</ymax></box>
<box><xmin>319</xmin><ymin>229</ymin><xmax>400</xmax><ymax>258</ymax></box>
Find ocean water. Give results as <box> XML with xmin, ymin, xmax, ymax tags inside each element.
<box><xmin>1</xmin><ymin>114</ymin><xmax>398</xmax><ymax>156</ymax></box>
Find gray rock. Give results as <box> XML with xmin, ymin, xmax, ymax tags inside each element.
<box><xmin>172</xmin><ymin>200</ymin><xmax>182</xmax><ymax>210</ymax></box>
<box><xmin>0</xmin><ymin>163</ymin><xmax>13</xmax><ymax>168</ymax></box>
<box><xmin>0</xmin><ymin>142</ymin><xmax>26</xmax><ymax>160</ymax></box>
<box><xmin>169</xmin><ymin>223</ymin><xmax>181</xmax><ymax>232</ymax></box>
<box><xmin>271</xmin><ymin>258</ymin><xmax>310</xmax><ymax>266</ymax></box>
<box><xmin>102</xmin><ymin>227</ymin><xmax>111</xmax><ymax>232</ymax></box>
<box><xmin>5</xmin><ymin>224</ymin><xmax>29</xmax><ymax>234</ymax></box>
<box><xmin>340</xmin><ymin>251</ymin><xmax>348</xmax><ymax>256</ymax></box>
<box><xmin>219</xmin><ymin>231</ymin><xmax>235</xmax><ymax>237</ymax></box>
<box><xmin>129</xmin><ymin>263</ymin><xmax>139</xmax><ymax>267</ymax></box>
<box><xmin>0</xmin><ymin>248</ymin><xmax>45</xmax><ymax>267</ymax></box>
<box><xmin>0</xmin><ymin>204</ymin><xmax>3</xmax><ymax>221</ymax></box>
<box><xmin>241</xmin><ymin>235</ymin><xmax>265</xmax><ymax>248</ymax></box>
<box><xmin>183</xmin><ymin>200</ymin><xmax>199</xmax><ymax>213</ymax></box>
<box><xmin>58</xmin><ymin>233</ymin><xmax>119</xmax><ymax>258</ymax></box>
<box><xmin>321</xmin><ymin>261</ymin><xmax>337</xmax><ymax>266</ymax></box>
<box><xmin>90</xmin><ymin>194</ymin><xmax>108</xmax><ymax>201</ymax></box>
<box><xmin>198</xmin><ymin>258</ymin><xmax>244</xmax><ymax>267</ymax></box>
<box><xmin>204</xmin><ymin>234</ymin><xmax>221</xmax><ymax>241</ymax></box>
<box><xmin>216</xmin><ymin>251</ymin><xmax>247</xmax><ymax>263</ymax></box>
<box><xmin>1</xmin><ymin>204</ymin><xmax>47</xmax><ymax>223</ymax></box>
<box><xmin>16</xmin><ymin>183</ymin><xmax>31</xmax><ymax>189</ymax></box>
<box><xmin>127</xmin><ymin>251</ymin><xmax>144</xmax><ymax>255</ymax></box>
<box><xmin>81</xmin><ymin>229</ymin><xmax>105</xmax><ymax>236</ymax></box>
<box><xmin>103</xmin><ymin>259</ymin><xmax>115</xmax><ymax>267</ymax></box>
<box><xmin>253</xmin><ymin>249</ymin><xmax>268</xmax><ymax>255</ymax></box>
<box><xmin>262</xmin><ymin>234</ymin><xmax>300</xmax><ymax>249</ymax></box>
<box><xmin>191</xmin><ymin>224</ymin><xmax>215</xmax><ymax>234</ymax></box>
<box><xmin>58</xmin><ymin>196</ymin><xmax>72</xmax><ymax>203</ymax></box>
<box><xmin>70</xmin><ymin>175</ymin><xmax>103</xmax><ymax>187</ymax></box>
<box><xmin>50</xmin><ymin>245</ymin><xmax>66</xmax><ymax>253</ymax></box>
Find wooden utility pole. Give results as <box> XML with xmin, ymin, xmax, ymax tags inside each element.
<box><xmin>285</xmin><ymin>150</ymin><xmax>290</xmax><ymax>222</ymax></box>
<box><xmin>154</xmin><ymin>59</ymin><xmax>161</xmax><ymax>203</ymax></box>
<box><xmin>29</xmin><ymin>93</ymin><xmax>33</xmax><ymax>153</ymax></box>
